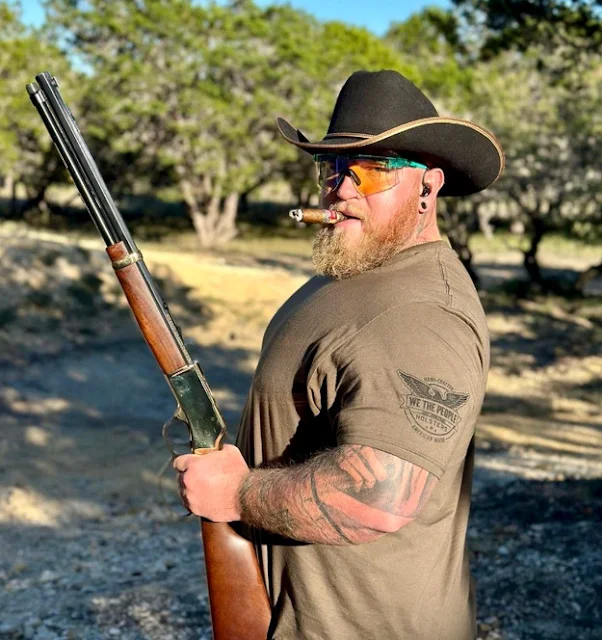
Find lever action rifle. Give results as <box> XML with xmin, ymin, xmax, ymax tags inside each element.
<box><xmin>26</xmin><ymin>72</ymin><xmax>271</xmax><ymax>640</ymax></box>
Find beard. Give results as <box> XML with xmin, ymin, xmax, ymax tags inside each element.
<box><xmin>312</xmin><ymin>195</ymin><xmax>420</xmax><ymax>279</ymax></box>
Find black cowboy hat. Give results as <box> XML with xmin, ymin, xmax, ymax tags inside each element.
<box><xmin>276</xmin><ymin>69</ymin><xmax>504</xmax><ymax>197</ymax></box>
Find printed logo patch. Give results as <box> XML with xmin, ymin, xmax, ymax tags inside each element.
<box><xmin>397</xmin><ymin>370</ymin><xmax>470</xmax><ymax>442</ymax></box>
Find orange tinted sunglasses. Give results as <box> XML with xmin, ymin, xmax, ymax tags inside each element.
<box><xmin>315</xmin><ymin>154</ymin><xmax>427</xmax><ymax>197</ymax></box>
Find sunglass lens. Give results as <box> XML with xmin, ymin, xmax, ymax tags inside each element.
<box><xmin>317</xmin><ymin>158</ymin><xmax>341</xmax><ymax>194</ymax></box>
<box><xmin>348</xmin><ymin>159</ymin><xmax>396</xmax><ymax>196</ymax></box>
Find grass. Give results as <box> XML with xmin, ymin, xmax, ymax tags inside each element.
<box><xmin>469</xmin><ymin>232</ymin><xmax>601</xmax><ymax>261</ymax></box>
<box><xmin>222</xmin><ymin>234</ymin><xmax>314</xmax><ymax>259</ymax></box>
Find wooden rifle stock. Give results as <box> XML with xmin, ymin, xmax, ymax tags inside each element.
<box><xmin>28</xmin><ymin>72</ymin><xmax>271</xmax><ymax>640</ymax></box>
<box><xmin>203</xmin><ymin>521</ymin><xmax>272</xmax><ymax>640</ymax></box>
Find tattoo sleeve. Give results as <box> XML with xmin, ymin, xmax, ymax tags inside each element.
<box><xmin>238</xmin><ymin>445</ymin><xmax>438</xmax><ymax>545</ymax></box>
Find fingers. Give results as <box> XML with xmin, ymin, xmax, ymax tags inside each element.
<box><xmin>172</xmin><ymin>453</ymin><xmax>196</xmax><ymax>472</ymax></box>
<box><xmin>176</xmin><ymin>468</ymin><xmax>191</xmax><ymax>514</ymax></box>
<box><xmin>173</xmin><ymin>455</ymin><xmax>198</xmax><ymax>513</ymax></box>
<box><xmin>170</xmin><ymin>446</ymin><xmax>249</xmax><ymax>522</ymax></box>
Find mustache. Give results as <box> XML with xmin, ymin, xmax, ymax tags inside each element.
<box><xmin>329</xmin><ymin>202</ymin><xmax>366</xmax><ymax>221</ymax></box>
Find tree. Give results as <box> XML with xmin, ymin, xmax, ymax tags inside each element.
<box><xmin>386</xmin><ymin>7</ymin><xmax>472</xmax><ymax>100</ymax></box>
<box><xmin>45</xmin><ymin>0</ymin><xmax>291</xmax><ymax>246</ymax></box>
<box><xmin>386</xmin><ymin>8</ymin><xmax>487</xmax><ymax>284</ymax></box>
<box><xmin>465</xmin><ymin>49</ymin><xmax>602</xmax><ymax>292</ymax></box>
<box><xmin>453</xmin><ymin>0</ymin><xmax>602</xmax><ymax>64</ymax></box>
<box><xmin>388</xmin><ymin>7</ymin><xmax>602</xmax><ymax>292</ymax></box>
<box><xmin>453</xmin><ymin>0</ymin><xmax>602</xmax><ymax>292</ymax></box>
<box><xmin>0</xmin><ymin>2</ymin><xmax>79</xmax><ymax>219</ymax></box>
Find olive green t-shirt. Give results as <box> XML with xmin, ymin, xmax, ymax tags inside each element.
<box><xmin>236</xmin><ymin>241</ymin><xmax>489</xmax><ymax>640</ymax></box>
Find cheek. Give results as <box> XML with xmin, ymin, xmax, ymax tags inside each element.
<box><xmin>364</xmin><ymin>193</ymin><xmax>397</xmax><ymax>228</ymax></box>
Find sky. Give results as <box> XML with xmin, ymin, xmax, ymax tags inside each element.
<box><xmin>19</xmin><ymin>0</ymin><xmax>452</xmax><ymax>36</ymax></box>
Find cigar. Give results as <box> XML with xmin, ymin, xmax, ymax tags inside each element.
<box><xmin>289</xmin><ymin>208</ymin><xmax>346</xmax><ymax>224</ymax></box>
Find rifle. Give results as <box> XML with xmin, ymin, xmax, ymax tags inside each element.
<box><xmin>26</xmin><ymin>72</ymin><xmax>271</xmax><ymax>640</ymax></box>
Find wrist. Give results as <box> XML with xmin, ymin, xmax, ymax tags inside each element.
<box><xmin>237</xmin><ymin>468</ymin><xmax>256</xmax><ymax>523</ymax></box>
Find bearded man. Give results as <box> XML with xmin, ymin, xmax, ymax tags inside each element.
<box><xmin>173</xmin><ymin>69</ymin><xmax>504</xmax><ymax>639</ymax></box>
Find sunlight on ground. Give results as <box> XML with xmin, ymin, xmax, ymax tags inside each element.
<box><xmin>144</xmin><ymin>249</ymin><xmax>308</xmax><ymax>355</ymax></box>
<box><xmin>0</xmin><ymin>487</ymin><xmax>106</xmax><ymax>526</ymax></box>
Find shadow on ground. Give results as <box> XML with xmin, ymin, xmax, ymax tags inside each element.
<box><xmin>0</xmin><ymin>336</ymin><xmax>255</xmax><ymax>527</ymax></box>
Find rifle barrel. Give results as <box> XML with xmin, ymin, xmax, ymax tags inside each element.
<box><xmin>36</xmin><ymin>72</ymin><xmax>138</xmax><ymax>253</ymax></box>
<box><xmin>27</xmin><ymin>81</ymin><xmax>119</xmax><ymax>245</ymax></box>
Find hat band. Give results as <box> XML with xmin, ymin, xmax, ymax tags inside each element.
<box><xmin>324</xmin><ymin>132</ymin><xmax>371</xmax><ymax>139</ymax></box>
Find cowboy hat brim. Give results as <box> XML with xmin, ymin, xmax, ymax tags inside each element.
<box><xmin>276</xmin><ymin>116</ymin><xmax>505</xmax><ymax>197</ymax></box>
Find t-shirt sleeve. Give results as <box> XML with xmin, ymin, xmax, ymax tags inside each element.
<box><xmin>327</xmin><ymin>303</ymin><xmax>487</xmax><ymax>478</ymax></box>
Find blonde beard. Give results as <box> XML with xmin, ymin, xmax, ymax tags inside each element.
<box><xmin>312</xmin><ymin>197</ymin><xmax>420</xmax><ymax>279</ymax></box>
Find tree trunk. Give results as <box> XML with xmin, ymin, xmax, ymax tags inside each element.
<box><xmin>239</xmin><ymin>176</ymin><xmax>269</xmax><ymax>213</ymax></box>
<box><xmin>181</xmin><ymin>179</ymin><xmax>239</xmax><ymax>249</ymax></box>
<box><xmin>214</xmin><ymin>192</ymin><xmax>239</xmax><ymax>244</ymax></box>
<box><xmin>7</xmin><ymin>173</ymin><xmax>17</xmax><ymax>218</ymax></box>
<box><xmin>18</xmin><ymin>151</ymin><xmax>63</xmax><ymax>219</ymax></box>
<box><xmin>300</xmin><ymin>188</ymin><xmax>312</xmax><ymax>208</ymax></box>
<box><xmin>20</xmin><ymin>183</ymin><xmax>50</xmax><ymax>217</ymax></box>
<box><xmin>523</xmin><ymin>216</ymin><xmax>546</xmax><ymax>292</ymax></box>
<box><xmin>239</xmin><ymin>191</ymin><xmax>249</xmax><ymax>214</ymax></box>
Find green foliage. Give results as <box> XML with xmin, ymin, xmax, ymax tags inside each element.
<box><xmin>385</xmin><ymin>8</ymin><xmax>474</xmax><ymax>110</ymax></box>
<box><xmin>0</xmin><ymin>0</ymin><xmax>598</xmax><ymax>264</ymax></box>
<box><xmin>453</xmin><ymin>0</ymin><xmax>602</xmax><ymax>77</ymax></box>
<box><xmin>467</xmin><ymin>47</ymin><xmax>602</xmax><ymax>219</ymax></box>
<box><xmin>0</xmin><ymin>1</ymin><xmax>81</xmax><ymax>209</ymax></box>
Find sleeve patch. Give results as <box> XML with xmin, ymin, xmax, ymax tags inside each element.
<box><xmin>397</xmin><ymin>370</ymin><xmax>470</xmax><ymax>443</ymax></box>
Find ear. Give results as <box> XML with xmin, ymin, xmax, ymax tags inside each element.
<box><xmin>420</xmin><ymin>168</ymin><xmax>445</xmax><ymax>199</ymax></box>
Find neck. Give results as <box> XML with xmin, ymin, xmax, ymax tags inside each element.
<box><xmin>407</xmin><ymin>209</ymin><xmax>441</xmax><ymax>249</ymax></box>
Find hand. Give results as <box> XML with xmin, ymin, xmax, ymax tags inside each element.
<box><xmin>172</xmin><ymin>444</ymin><xmax>250</xmax><ymax>522</ymax></box>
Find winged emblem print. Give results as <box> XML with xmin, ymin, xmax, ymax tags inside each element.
<box><xmin>397</xmin><ymin>371</ymin><xmax>469</xmax><ymax>410</ymax></box>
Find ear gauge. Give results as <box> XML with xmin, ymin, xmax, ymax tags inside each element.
<box><xmin>419</xmin><ymin>183</ymin><xmax>430</xmax><ymax>212</ymax></box>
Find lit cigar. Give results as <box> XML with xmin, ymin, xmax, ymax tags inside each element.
<box><xmin>289</xmin><ymin>208</ymin><xmax>346</xmax><ymax>224</ymax></box>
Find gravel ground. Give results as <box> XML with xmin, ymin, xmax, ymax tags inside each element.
<box><xmin>0</xmin><ymin>512</ymin><xmax>212</xmax><ymax>639</ymax></box>
<box><xmin>470</xmin><ymin>466</ymin><xmax>602</xmax><ymax>640</ymax></box>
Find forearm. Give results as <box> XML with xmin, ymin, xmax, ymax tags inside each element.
<box><xmin>238</xmin><ymin>445</ymin><xmax>437</xmax><ymax>545</ymax></box>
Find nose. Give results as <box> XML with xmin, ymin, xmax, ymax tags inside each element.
<box><xmin>336</xmin><ymin>174</ymin><xmax>359</xmax><ymax>200</ymax></box>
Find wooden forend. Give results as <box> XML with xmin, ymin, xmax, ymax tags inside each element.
<box><xmin>107</xmin><ymin>242</ymin><xmax>187</xmax><ymax>375</ymax></box>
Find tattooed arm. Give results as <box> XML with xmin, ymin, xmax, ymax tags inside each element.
<box><xmin>238</xmin><ymin>445</ymin><xmax>438</xmax><ymax>545</ymax></box>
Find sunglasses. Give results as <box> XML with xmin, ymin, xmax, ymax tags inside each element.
<box><xmin>314</xmin><ymin>154</ymin><xmax>428</xmax><ymax>198</ymax></box>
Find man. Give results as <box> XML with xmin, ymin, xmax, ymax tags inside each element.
<box><xmin>174</xmin><ymin>70</ymin><xmax>504</xmax><ymax>639</ymax></box>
